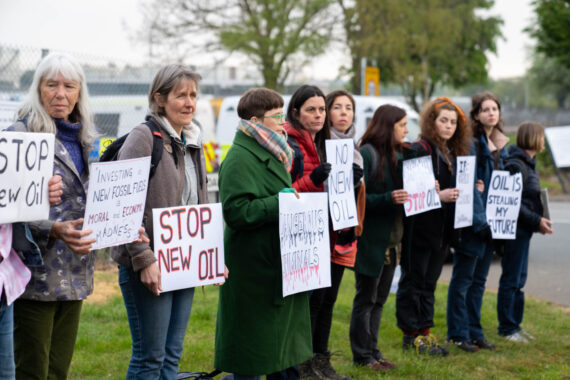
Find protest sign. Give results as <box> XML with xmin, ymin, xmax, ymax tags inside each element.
<box><xmin>486</xmin><ymin>170</ymin><xmax>522</xmax><ymax>239</ymax></box>
<box><xmin>153</xmin><ymin>203</ymin><xmax>225</xmax><ymax>292</ymax></box>
<box><xmin>402</xmin><ymin>156</ymin><xmax>441</xmax><ymax>216</ymax></box>
<box><xmin>326</xmin><ymin>139</ymin><xmax>357</xmax><ymax>230</ymax></box>
<box><xmin>454</xmin><ymin>156</ymin><xmax>476</xmax><ymax>228</ymax></box>
<box><xmin>83</xmin><ymin>156</ymin><xmax>150</xmax><ymax>249</ymax></box>
<box><xmin>279</xmin><ymin>192</ymin><xmax>331</xmax><ymax>297</ymax></box>
<box><xmin>0</xmin><ymin>132</ymin><xmax>54</xmax><ymax>223</ymax></box>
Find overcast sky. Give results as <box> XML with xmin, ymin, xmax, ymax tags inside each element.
<box><xmin>0</xmin><ymin>0</ymin><xmax>535</xmax><ymax>80</ymax></box>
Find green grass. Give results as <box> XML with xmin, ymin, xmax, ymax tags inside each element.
<box><xmin>70</xmin><ymin>269</ymin><xmax>570</xmax><ymax>379</ymax></box>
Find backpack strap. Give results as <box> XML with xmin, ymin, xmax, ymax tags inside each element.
<box><xmin>143</xmin><ymin>120</ymin><xmax>166</xmax><ymax>180</ymax></box>
<box><xmin>418</xmin><ymin>138</ymin><xmax>433</xmax><ymax>156</ymax></box>
<box><xmin>360</xmin><ymin>143</ymin><xmax>380</xmax><ymax>184</ymax></box>
<box><xmin>287</xmin><ymin>135</ymin><xmax>304</xmax><ymax>182</ymax></box>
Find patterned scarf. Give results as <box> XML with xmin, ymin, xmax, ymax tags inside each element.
<box><xmin>237</xmin><ymin>119</ymin><xmax>293</xmax><ymax>171</ymax></box>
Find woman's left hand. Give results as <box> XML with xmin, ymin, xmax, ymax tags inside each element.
<box><xmin>439</xmin><ymin>188</ymin><xmax>460</xmax><ymax>203</ymax></box>
<box><xmin>50</xmin><ymin>218</ymin><xmax>96</xmax><ymax>254</ymax></box>
<box><xmin>134</xmin><ymin>226</ymin><xmax>150</xmax><ymax>244</ymax></box>
<box><xmin>48</xmin><ymin>175</ymin><xmax>63</xmax><ymax>205</ymax></box>
<box><xmin>214</xmin><ymin>265</ymin><xmax>229</xmax><ymax>286</ymax></box>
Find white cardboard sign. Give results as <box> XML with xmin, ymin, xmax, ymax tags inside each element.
<box><xmin>544</xmin><ymin>126</ymin><xmax>570</xmax><ymax>168</ymax></box>
<box><xmin>152</xmin><ymin>203</ymin><xmax>225</xmax><ymax>292</ymax></box>
<box><xmin>403</xmin><ymin>156</ymin><xmax>441</xmax><ymax>216</ymax></box>
<box><xmin>0</xmin><ymin>132</ymin><xmax>54</xmax><ymax>223</ymax></box>
<box><xmin>326</xmin><ymin>139</ymin><xmax>358</xmax><ymax>230</ymax></box>
<box><xmin>486</xmin><ymin>170</ymin><xmax>523</xmax><ymax>239</ymax></box>
<box><xmin>454</xmin><ymin>156</ymin><xmax>476</xmax><ymax>229</ymax></box>
<box><xmin>279</xmin><ymin>192</ymin><xmax>331</xmax><ymax>297</ymax></box>
<box><xmin>83</xmin><ymin>156</ymin><xmax>150</xmax><ymax>249</ymax></box>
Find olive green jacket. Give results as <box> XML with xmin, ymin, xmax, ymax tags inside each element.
<box><xmin>214</xmin><ymin>131</ymin><xmax>312</xmax><ymax>376</ymax></box>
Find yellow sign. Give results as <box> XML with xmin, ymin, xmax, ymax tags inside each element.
<box><xmin>99</xmin><ymin>137</ymin><xmax>116</xmax><ymax>157</ymax></box>
<box><xmin>364</xmin><ymin>67</ymin><xmax>380</xmax><ymax>96</ymax></box>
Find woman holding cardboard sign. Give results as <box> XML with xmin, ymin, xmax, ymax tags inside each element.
<box><xmin>214</xmin><ymin>88</ymin><xmax>311</xmax><ymax>379</ymax></box>
<box><xmin>349</xmin><ymin>104</ymin><xmax>412</xmax><ymax>372</ymax></box>
<box><xmin>447</xmin><ymin>91</ymin><xmax>509</xmax><ymax>352</ymax></box>
<box><xmin>111</xmin><ymin>64</ymin><xmax>209</xmax><ymax>379</ymax></box>
<box><xmin>396</xmin><ymin>97</ymin><xmax>471</xmax><ymax>356</ymax></box>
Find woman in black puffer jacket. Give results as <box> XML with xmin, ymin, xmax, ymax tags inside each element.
<box><xmin>497</xmin><ymin>122</ymin><xmax>554</xmax><ymax>343</ymax></box>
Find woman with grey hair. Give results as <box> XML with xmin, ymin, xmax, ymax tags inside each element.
<box><xmin>9</xmin><ymin>52</ymin><xmax>98</xmax><ymax>379</ymax></box>
<box><xmin>111</xmin><ymin>64</ymin><xmax>209</xmax><ymax>379</ymax></box>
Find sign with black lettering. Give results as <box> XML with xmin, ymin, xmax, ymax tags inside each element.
<box><xmin>403</xmin><ymin>156</ymin><xmax>441</xmax><ymax>216</ymax></box>
<box><xmin>454</xmin><ymin>156</ymin><xmax>475</xmax><ymax>228</ymax></box>
<box><xmin>325</xmin><ymin>139</ymin><xmax>358</xmax><ymax>230</ymax></box>
<box><xmin>152</xmin><ymin>203</ymin><xmax>225</xmax><ymax>292</ymax></box>
<box><xmin>0</xmin><ymin>132</ymin><xmax>54</xmax><ymax>223</ymax></box>
<box><xmin>82</xmin><ymin>156</ymin><xmax>150</xmax><ymax>249</ymax></box>
<box><xmin>279</xmin><ymin>192</ymin><xmax>331</xmax><ymax>297</ymax></box>
<box><xmin>486</xmin><ymin>170</ymin><xmax>522</xmax><ymax>239</ymax></box>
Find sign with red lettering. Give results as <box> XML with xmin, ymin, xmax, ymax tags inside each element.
<box><xmin>0</xmin><ymin>132</ymin><xmax>54</xmax><ymax>223</ymax></box>
<box><xmin>152</xmin><ymin>203</ymin><xmax>225</xmax><ymax>292</ymax></box>
<box><xmin>82</xmin><ymin>156</ymin><xmax>150</xmax><ymax>249</ymax></box>
<box><xmin>403</xmin><ymin>156</ymin><xmax>441</xmax><ymax>216</ymax></box>
<box><xmin>326</xmin><ymin>139</ymin><xmax>358</xmax><ymax>230</ymax></box>
<box><xmin>279</xmin><ymin>192</ymin><xmax>331</xmax><ymax>297</ymax></box>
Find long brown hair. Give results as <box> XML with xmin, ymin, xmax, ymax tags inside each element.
<box><xmin>419</xmin><ymin>97</ymin><xmax>471</xmax><ymax>163</ymax></box>
<box><xmin>360</xmin><ymin>104</ymin><xmax>407</xmax><ymax>182</ymax></box>
<box><xmin>470</xmin><ymin>91</ymin><xmax>504</xmax><ymax>137</ymax></box>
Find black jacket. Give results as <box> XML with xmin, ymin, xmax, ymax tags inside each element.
<box><xmin>505</xmin><ymin>145</ymin><xmax>543</xmax><ymax>235</ymax></box>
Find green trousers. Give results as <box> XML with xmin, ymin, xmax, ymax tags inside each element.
<box><xmin>14</xmin><ymin>299</ymin><xmax>83</xmax><ymax>380</ymax></box>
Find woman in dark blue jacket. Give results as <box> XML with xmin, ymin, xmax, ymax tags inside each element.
<box><xmin>446</xmin><ymin>91</ymin><xmax>509</xmax><ymax>352</ymax></box>
<box><xmin>497</xmin><ymin>122</ymin><xmax>553</xmax><ymax>343</ymax></box>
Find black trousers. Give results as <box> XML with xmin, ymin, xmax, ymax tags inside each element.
<box><xmin>396</xmin><ymin>237</ymin><xmax>447</xmax><ymax>333</ymax></box>
<box><xmin>349</xmin><ymin>249</ymin><xmax>397</xmax><ymax>365</ymax></box>
<box><xmin>309</xmin><ymin>262</ymin><xmax>346</xmax><ymax>354</ymax></box>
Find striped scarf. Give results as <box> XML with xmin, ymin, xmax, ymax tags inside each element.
<box><xmin>237</xmin><ymin>119</ymin><xmax>293</xmax><ymax>171</ymax></box>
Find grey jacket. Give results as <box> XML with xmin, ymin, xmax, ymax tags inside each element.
<box><xmin>9</xmin><ymin>120</ymin><xmax>95</xmax><ymax>301</ymax></box>
<box><xmin>111</xmin><ymin>116</ymin><xmax>209</xmax><ymax>271</ymax></box>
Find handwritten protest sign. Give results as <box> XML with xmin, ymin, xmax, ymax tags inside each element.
<box><xmin>486</xmin><ymin>170</ymin><xmax>522</xmax><ymax>239</ymax></box>
<box><xmin>0</xmin><ymin>132</ymin><xmax>54</xmax><ymax>223</ymax></box>
<box><xmin>403</xmin><ymin>156</ymin><xmax>441</xmax><ymax>216</ymax></box>
<box><xmin>153</xmin><ymin>203</ymin><xmax>225</xmax><ymax>292</ymax></box>
<box><xmin>279</xmin><ymin>192</ymin><xmax>331</xmax><ymax>297</ymax></box>
<box><xmin>82</xmin><ymin>156</ymin><xmax>150</xmax><ymax>249</ymax></box>
<box><xmin>326</xmin><ymin>139</ymin><xmax>357</xmax><ymax>230</ymax></box>
<box><xmin>454</xmin><ymin>156</ymin><xmax>476</xmax><ymax>228</ymax></box>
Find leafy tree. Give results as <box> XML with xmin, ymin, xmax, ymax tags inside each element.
<box><xmin>527</xmin><ymin>0</ymin><xmax>570</xmax><ymax>69</ymax></box>
<box><xmin>139</xmin><ymin>0</ymin><xmax>336</xmax><ymax>90</ymax></box>
<box><xmin>528</xmin><ymin>54</ymin><xmax>570</xmax><ymax>108</ymax></box>
<box><xmin>341</xmin><ymin>0</ymin><xmax>502</xmax><ymax>111</ymax></box>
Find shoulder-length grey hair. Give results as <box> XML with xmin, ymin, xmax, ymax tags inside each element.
<box><xmin>148</xmin><ymin>64</ymin><xmax>201</xmax><ymax>117</ymax></box>
<box><xmin>16</xmin><ymin>52</ymin><xmax>96</xmax><ymax>146</ymax></box>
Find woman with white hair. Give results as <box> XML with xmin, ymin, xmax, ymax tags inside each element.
<box><xmin>9</xmin><ymin>52</ymin><xmax>97</xmax><ymax>379</ymax></box>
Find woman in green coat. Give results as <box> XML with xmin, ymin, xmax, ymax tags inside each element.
<box><xmin>214</xmin><ymin>88</ymin><xmax>312</xmax><ymax>379</ymax></box>
<box><xmin>349</xmin><ymin>104</ymin><xmax>412</xmax><ymax>372</ymax></box>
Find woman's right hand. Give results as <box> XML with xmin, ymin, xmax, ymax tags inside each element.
<box><xmin>391</xmin><ymin>189</ymin><xmax>408</xmax><ymax>205</ymax></box>
<box><xmin>141</xmin><ymin>262</ymin><xmax>162</xmax><ymax>296</ymax></box>
<box><xmin>539</xmin><ymin>218</ymin><xmax>554</xmax><ymax>235</ymax></box>
<box><xmin>50</xmin><ymin>218</ymin><xmax>96</xmax><ymax>254</ymax></box>
<box><xmin>476</xmin><ymin>179</ymin><xmax>485</xmax><ymax>193</ymax></box>
<box><xmin>439</xmin><ymin>188</ymin><xmax>460</xmax><ymax>203</ymax></box>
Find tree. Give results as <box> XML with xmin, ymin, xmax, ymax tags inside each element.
<box><xmin>527</xmin><ymin>0</ymin><xmax>570</xmax><ymax>69</ymax></box>
<box><xmin>341</xmin><ymin>0</ymin><xmax>502</xmax><ymax>111</ymax></box>
<box><xmin>528</xmin><ymin>54</ymin><xmax>570</xmax><ymax>108</ymax></box>
<box><xmin>139</xmin><ymin>0</ymin><xmax>336</xmax><ymax>90</ymax></box>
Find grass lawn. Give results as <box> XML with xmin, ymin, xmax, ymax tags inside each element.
<box><xmin>70</xmin><ymin>268</ymin><xmax>570</xmax><ymax>379</ymax></box>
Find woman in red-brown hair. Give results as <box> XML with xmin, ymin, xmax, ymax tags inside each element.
<box><xmin>396</xmin><ymin>97</ymin><xmax>471</xmax><ymax>356</ymax></box>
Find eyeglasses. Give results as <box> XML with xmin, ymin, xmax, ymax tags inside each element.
<box><xmin>261</xmin><ymin>113</ymin><xmax>286</xmax><ymax>122</ymax></box>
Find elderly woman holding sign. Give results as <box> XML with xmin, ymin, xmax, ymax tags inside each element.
<box><xmin>215</xmin><ymin>88</ymin><xmax>312</xmax><ymax>380</ymax></box>
<box><xmin>6</xmin><ymin>52</ymin><xmax>97</xmax><ymax>379</ymax></box>
<box><xmin>395</xmin><ymin>97</ymin><xmax>471</xmax><ymax>356</ymax></box>
<box><xmin>111</xmin><ymin>64</ymin><xmax>209</xmax><ymax>379</ymax></box>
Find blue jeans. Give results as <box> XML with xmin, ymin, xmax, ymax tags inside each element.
<box><xmin>0</xmin><ymin>299</ymin><xmax>15</xmax><ymax>380</ymax></box>
<box><xmin>447</xmin><ymin>243</ymin><xmax>494</xmax><ymax>342</ymax></box>
<box><xmin>497</xmin><ymin>233</ymin><xmax>530</xmax><ymax>336</ymax></box>
<box><xmin>119</xmin><ymin>265</ymin><xmax>195</xmax><ymax>380</ymax></box>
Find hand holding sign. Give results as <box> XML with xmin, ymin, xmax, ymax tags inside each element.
<box><xmin>51</xmin><ymin>218</ymin><xmax>96</xmax><ymax>255</ymax></box>
<box><xmin>48</xmin><ymin>175</ymin><xmax>63</xmax><ymax>204</ymax></box>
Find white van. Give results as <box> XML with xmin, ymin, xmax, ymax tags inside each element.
<box><xmin>215</xmin><ymin>94</ymin><xmax>420</xmax><ymax>159</ymax></box>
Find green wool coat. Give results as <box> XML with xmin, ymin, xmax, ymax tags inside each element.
<box><xmin>354</xmin><ymin>146</ymin><xmax>413</xmax><ymax>277</ymax></box>
<box><xmin>214</xmin><ymin>131</ymin><xmax>312</xmax><ymax>376</ymax></box>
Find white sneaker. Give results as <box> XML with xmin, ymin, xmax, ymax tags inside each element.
<box><xmin>520</xmin><ymin>329</ymin><xmax>535</xmax><ymax>340</ymax></box>
<box><xmin>503</xmin><ymin>331</ymin><xmax>529</xmax><ymax>343</ymax></box>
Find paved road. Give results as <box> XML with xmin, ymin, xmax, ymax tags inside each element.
<box><xmin>440</xmin><ymin>201</ymin><xmax>570</xmax><ymax>308</ymax></box>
